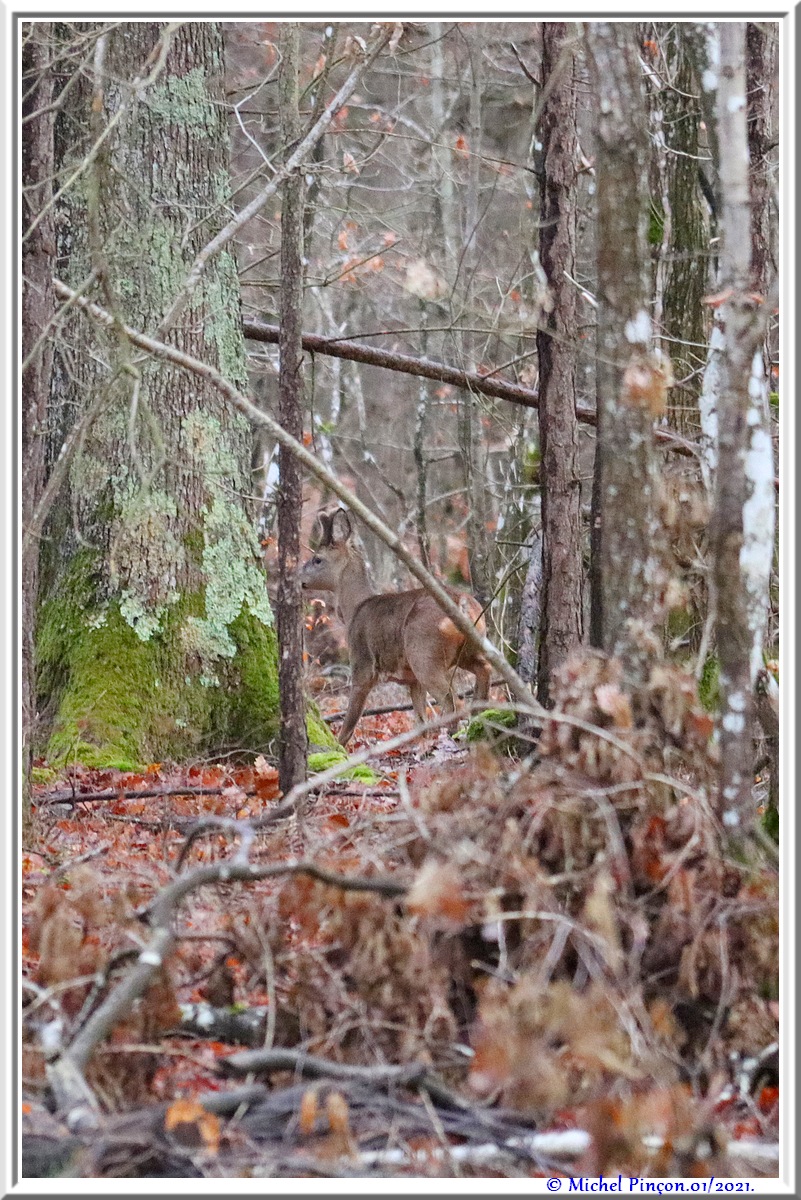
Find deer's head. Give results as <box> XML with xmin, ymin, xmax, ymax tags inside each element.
<box><xmin>300</xmin><ymin>508</ymin><xmax>357</xmax><ymax>594</ymax></box>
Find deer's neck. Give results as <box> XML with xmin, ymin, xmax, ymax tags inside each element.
<box><xmin>337</xmin><ymin>556</ymin><xmax>375</xmax><ymax>628</ymax></box>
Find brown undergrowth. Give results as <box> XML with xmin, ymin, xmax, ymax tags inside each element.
<box><xmin>22</xmin><ymin>649</ymin><xmax>778</xmax><ymax>1175</ymax></box>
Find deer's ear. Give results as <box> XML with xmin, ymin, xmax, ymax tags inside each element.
<box><xmin>330</xmin><ymin>508</ymin><xmax>353</xmax><ymax>545</ymax></box>
<box><xmin>314</xmin><ymin>509</ymin><xmax>334</xmax><ymax>547</ymax></box>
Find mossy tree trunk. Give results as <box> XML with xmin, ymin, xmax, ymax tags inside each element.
<box><xmin>35</xmin><ymin>22</ymin><xmax>331</xmax><ymax>769</ymax></box>
<box><xmin>643</xmin><ymin>24</ymin><xmax>714</xmax><ymax>656</ymax></box>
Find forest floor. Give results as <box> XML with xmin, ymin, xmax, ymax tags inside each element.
<box><xmin>22</xmin><ymin>660</ymin><xmax>780</xmax><ymax>1180</ymax></box>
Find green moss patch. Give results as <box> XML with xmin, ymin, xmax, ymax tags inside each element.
<box><xmin>464</xmin><ymin>708</ymin><xmax>518</xmax><ymax>751</ymax></box>
<box><xmin>699</xmin><ymin>655</ymin><xmax>720</xmax><ymax>712</ymax></box>
<box><xmin>308</xmin><ymin>751</ymin><xmax>377</xmax><ymax>783</ymax></box>
<box><xmin>38</xmin><ymin>550</ymin><xmax>283</xmax><ymax>768</ymax></box>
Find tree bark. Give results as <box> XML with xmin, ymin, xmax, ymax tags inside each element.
<box><xmin>459</xmin><ymin>28</ymin><xmax>493</xmax><ymax>609</ymax></box>
<box><xmin>276</xmin><ymin>24</ymin><xmax>308</xmax><ymax>795</ymax></box>
<box><xmin>709</xmin><ymin>22</ymin><xmax>772</xmax><ymax>831</ymax></box>
<box><xmin>35</xmin><ymin>23</ymin><xmax>332</xmax><ymax>768</ymax></box>
<box><xmin>584</xmin><ymin>22</ymin><xmax>666</xmax><ymax>683</ymax></box>
<box><xmin>654</xmin><ymin>24</ymin><xmax>710</xmax><ymax>434</ymax></box>
<box><xmin>745</xmin><ymin>22</ymin><xmax>778</xmax><ymax>300</ymax></box>
<box><xmin>21</xmin><ymin>25</ymin><xmax>57</xmax><ymax>800</ymax></box>
<box><xmin>535</xmin><ymin>22</ymin><xmax>582</xmax><ymax>704</ymax></box>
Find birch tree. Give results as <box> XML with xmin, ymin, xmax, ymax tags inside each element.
<box><xmin>704</xmin><ymin>22</ymin><xmax>775</xmax><ymax>830</ymax></box>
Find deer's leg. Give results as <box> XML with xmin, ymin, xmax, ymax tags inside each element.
<box><xmin>409</xmin><ymin>681</ymin><xmax>429</xmax><ymax>726</ymax></box>
<box><xmin>421</xmin><ymin>668</ymin><xmax>458</xmax><ymax>716</ymax></box>
<box><xmin>407</xmin><ymin>637</ymin><xmax>459</xmax><ymax>721</ymax></box>
<box><xmin>338</xmin><ymin>669</ymin><xmax>377</xmax><ymax>746</ymax></box>
<box><xmin>472</xmin><ymin>660</ymin><xmax>491</xmax><ymax>703</ymax></box>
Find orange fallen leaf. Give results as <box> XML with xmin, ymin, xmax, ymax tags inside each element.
<box><xmin>164</xmin><ymin>1098</ymin><xmax>220</xmax><ymax>1155</ymax></box>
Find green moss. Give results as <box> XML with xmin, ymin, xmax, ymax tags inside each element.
<box><xmin>521</xmin><ymin>440</ymin><xmax>541</xmax><ymax>485</ymax></box>
<box><xmin>306</xmin><ymin>706</ymin><xmax>338</xmax><ymax>750</ymax></box>
<box><xmin>308</xmin><ymin>751</ymin><xmax>377</xmax><ymax>783</ymax></box>
<box><xmin>30</xmin><ymin>766</ymin><xmax>57</xmax><ymax>786</ymax></box>
<box><xmin>648</xmin><ymin>199</ymin><xmax>665</xmax><ymax>247</ymax></box>
<box><xmin>666</xmin><ymin>604</ymin><xmax>694</xmax><ymax>643</ymax></box>
<box><xmin>38</xmin><ymin>545</ymin><xmax>282</xmax><ymax>767</ymax></box>
<box><xmin>699</xmin><ymin>654</ymin><xmax>720</xmax><ymax>712</ymax></box>
<box><xmin>218</xmin><ymin>606</ymin><xmax>281</xmax><ymax>750</ymax></box>
<box><xmin>464</xmin><ymin>708</ymin><xmax>517</xmax><ymax>752</ymax></box>
<box><xmin>183</xmin><ymin>526</ymin><xmax>206</xmax><ymax>568</ymax></box>
<box><xmin>44</xmin><ymin>600</ymin><xmax>170</xmax><ymax>769</ymax></box>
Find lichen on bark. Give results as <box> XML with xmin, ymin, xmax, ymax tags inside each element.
<box><xmin>37</xmin><ymin>22</ymin><xmax>335</xmax><ymax>770</ymax></box>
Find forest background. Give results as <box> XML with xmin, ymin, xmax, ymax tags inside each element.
<box><xmin>10</xmin><ymin>8</ymin><xmax>793</xmax><ymax>1184</ymax></box>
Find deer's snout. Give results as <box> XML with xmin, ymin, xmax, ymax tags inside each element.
<box><xmin>299</xmin><ymin>555</ymin><xmax>326</xmax><ymax>589</ymax></box>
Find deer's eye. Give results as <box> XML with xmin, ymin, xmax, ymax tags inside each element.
<box><xmin>312</xmin><ymin>556</ymin><xmax>323</xmax><ymax>566</ymax></box>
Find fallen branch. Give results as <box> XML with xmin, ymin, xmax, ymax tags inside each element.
<box><xmin>243</xmin><ymin>318</ymin><xmax>774</xmax><ymax>479</ymax></box>
<box><xmin>216</xmin><ymin>1048</ymin><xmax>490</xmax><ymax>1118</ymax></box>
<box><xmin>355</xmin><ymin>1132</ymin><xmax>779</xmax><ymax>1171</ymax></box>
<box><xmin>37</xmin><ymin>783</ymin><xmax>260</xmax><ymax>807</ymax></box>
<box><xmin>244</xmin><ymin>316</ymin><xmax>550</xmax><ymax>413</ymax></box>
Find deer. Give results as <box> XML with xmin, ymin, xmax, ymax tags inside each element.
<box><xmin>300</xmin><ymin>508</ymin><xmax>491</xmax><ymax>746</ymax></box>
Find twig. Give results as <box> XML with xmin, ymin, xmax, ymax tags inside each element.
<box><xmin>49</xmin><ymin>843</ymin><xmax>112</xmax><ymax>878</ymax></box>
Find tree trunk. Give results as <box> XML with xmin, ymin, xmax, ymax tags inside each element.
<box><xmin>584</xmin><ymin>22</ymin><xmax>666</xmax><ymax>683</ymax></box>
<box><xmin>35</xmin><ymin>23</ymin><xmax>331</xmax><ymax>768</ymax></box>
<box><xmin>746</xmin><ymin>22</ymin><xmax>778</xmax><ymax>301</ymax></box>
<box><xmin>654</xmin><ymin>24</ymin><xmax>710</xmax><ymax>434</ymax></box>
<box><xmin>708</xmin><ymin>22</ymin><xmax>773</xmax><ymax>831</ymax></box>
<box><xmin>22</xmin><ymin>25</ymin><xmax>57</xmax><ymax>800</ymax></box>
<box><xmin>459</xmin><ymin>29</ymin><xmax>493</xmax><ymax>609</ymax></box>
<box><xmin>276</xmin><ymin>24</ymin><xmax>308</xmax><ymax>795</ymax></box>
<box><xmin>745</xmin><ymin>21</ymin><xmax>779</xmax><ymax>783</ymax></box>
<box><xmin>535</xmin><ymin>22</ymin><xmax>582</xmax><ymax>704</ymax></box>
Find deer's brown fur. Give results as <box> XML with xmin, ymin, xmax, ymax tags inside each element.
<box><xmin>301</xmin><ymin>509</ymin><xmax>491</xmax><ymax>745</ymax></box>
